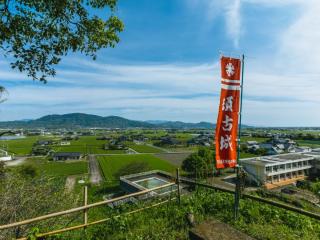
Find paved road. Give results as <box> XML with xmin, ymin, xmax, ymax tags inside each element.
<box><xmin>89</xmin><ymin>154</ymin><xmax>103</xmax><ymax>184</ymax></box>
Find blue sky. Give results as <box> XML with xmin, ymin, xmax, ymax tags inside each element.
<box><xmin>0</xmin><ymin>0</ymin><xmax>320</xmax><ymax>126</ymax></box>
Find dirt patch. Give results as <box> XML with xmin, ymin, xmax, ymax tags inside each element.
<box><xmin>154</xmin><ymin>152</ymin><xmax>191</xmax><ymax>166</ymax></box>
<box><xmin>65</xmin><ymin>176</ymin><xmax>76</xmax><ymax>192</ymax></box>
<box><xmin>190</xmin><ymin>219</ymin><xmax>255</xmax><ymax>240</ymax></box>
<box><xmin>89</xmin><ymin>154</ymin><xmax>102</xmax><ymax>184</ymax></box>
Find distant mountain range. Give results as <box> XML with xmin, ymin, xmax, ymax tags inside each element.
<box><xmin>0</xmin><ymin>113</ymin><xmax>220</xmax><ymax>129</ymax></box>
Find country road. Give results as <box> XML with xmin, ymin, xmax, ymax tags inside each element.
<box><xmin>88</xmin><ymin>154</ymin><xmax>103</xmax><ymax>184</ymax></box>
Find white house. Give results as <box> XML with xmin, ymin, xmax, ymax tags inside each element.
<box><xmin>247</xmin><ymin>141</ymin><xmax>260</xmax><ymax>151</ymax></box>
<box><xmin>291</xmin><ymin>146</ymin><xmax>312</xmax><ymax>153</ymax></box>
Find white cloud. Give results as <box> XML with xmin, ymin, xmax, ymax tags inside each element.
<box><xmin>186</xmin><ymin>0</ymin><xmax>242</xmax><ymax>48</ymax></box>
<box><xmin>278</xmin><ymin>1</ymin><xmax>320</xmax><ymax>73</ymax></box>
<box><xmin>1</xmin><ymin>56</ymin><xmax>320</xmax><ymax>126</ymax></box>
<box><xmin>225</xmin><ymin>0</ymin><xmax>241</xmax><ymax>48</ymax></box>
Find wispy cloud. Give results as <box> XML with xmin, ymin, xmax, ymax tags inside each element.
<box><xmin>186</xmin><ymin>0</ymin><xmax>242</xmax><ymax>48</ymax></box>
<box><xmin>1</xmin><ymin>55</ymin><xmax>320</xmax><ymax>125</ymax></box>
<box><xmin>225</xmin><ymin>0</ymin><xmax>241</xmax><ymax>48</ymax></box>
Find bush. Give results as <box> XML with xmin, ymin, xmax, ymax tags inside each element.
<box><xmin>18</xmin><ymin>165</ymin><xmax>38</xmax><ymax>178</ymax></box>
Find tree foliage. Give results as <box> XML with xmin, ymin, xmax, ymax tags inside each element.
<box><xmin>0</xmin><ymin>86</ymin><xmax>7</xmax><ymax>103</ymax></box>
<box><xmin>182</xmin><ymin>147</ymin><xmax>215</xmax><ymax>178</ymax></box>
<box><xmin>0</xmin><ymin>0</ymin><xmax>124</xmax><ymax>82</ymax></box>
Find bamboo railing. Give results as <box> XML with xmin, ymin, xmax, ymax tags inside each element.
<box><xmin>0</xmin><ymin>182</ymin><xmax>175</xmax><ymax>231</ymax></box>
<box><xmin>1</xmin><ymin>173</ymin><xmax>320</xmax><ymax>240</ymax></box>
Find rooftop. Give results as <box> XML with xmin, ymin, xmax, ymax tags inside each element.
<box><xmin>53</xmin><ymin>152</ymin><xmax>81</xmax><ymax>157</ymax></box>
<box><xmin>242</xmin><ymin>153</ymin><xmax>315</xmax><ymax>166</ymax></box>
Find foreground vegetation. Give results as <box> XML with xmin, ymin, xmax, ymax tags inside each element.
<box><xmin>0</xmin><ymin>172</ymin><xmax>81</xmax><ymax>240</ymax></box>
<box><xmin>1</xmin><ymin>159</ymin><xmax>319</xmax><ymax>240</ymax></box>
<box><xmin>20</xmin><ymin>187</ymin><xmax>320</xmax><ymax>240</ymax></box>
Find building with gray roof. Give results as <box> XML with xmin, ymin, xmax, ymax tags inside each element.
<box><xmin>241</xmin><ymin>150</ymin><xmax>320</xmax><ymax>189</ymax></box>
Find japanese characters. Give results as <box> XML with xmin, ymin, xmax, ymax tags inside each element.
<box><xmin>215</xmin><ymin>57</ymin><xmax>241</xmax><ymax>169</ymax></box>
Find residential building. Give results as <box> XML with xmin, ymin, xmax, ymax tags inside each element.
<box><xmin>290</xmin><ymin>146</ymin><xmax>312</xmax><ymax>153</ymax></box>
<box><xmin>37</xmin><ymin>140</ymin><xmax>53</xmax><ymax>146</ymax></box>
<box><xmin>53</xmin><ymin>152</ymin><xmax>81</xmax><ymax>161</ymax></box>
<box><xmin>104</xmin><ymin>142</ymin><xmax>128</xmax><ymax>150</ymax></box>
<box><xmin>258</xmin><ymin>138</ymin><xmax>297</xmax><ymax>155</ymax></box>
<box><xmin>0</xmin><ymin>149</ymin><xmax>13</xmax><ymax>161</ymax></box>
<box><xmin>242</xmin><ymin>151</ymin><xmax>320</xmax><ymax>189</ymax></box>
<box><xmin>246</xmin><ymin>141</ymin><xmax>260</xmax><ymax>151</ymax></box>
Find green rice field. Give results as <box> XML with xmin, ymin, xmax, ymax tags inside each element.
<box><xmin>38</xmin><ymin>161</ymin><xmax>88</xmax><ymax>177</ymax></box>
<box><xmin>296</xmin><ymin>140</ymin><xmax>320</xmax><ymax>148</ymax></box>
<box><xmin>0</xmin><ymin>136</ymin><xmax>126</xmax><ymax>155</ymax></box>
<box><xmin>0</xmin><ymin>136</ymin><xmax>45</xmax><ymax>155</ymax></box>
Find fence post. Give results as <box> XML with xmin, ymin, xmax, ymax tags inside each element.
<box><xmin>176</xmin><ymin>168</ymin><xmax>181</xmax><ymax>204</ymax></box>
<box><xmin>234</xmin><ymin>165</ymin><xmax>242</xmax><ymax>220</ymax></box>
<box><xmin>83</xmin><ymin>186</ymin><xmax>88</xmax><ymax>228</ymax></box>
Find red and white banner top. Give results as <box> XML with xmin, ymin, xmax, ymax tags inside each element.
<box><xmin>215</xmin><ymin>57</ymin><xmax>241</xmax><ymax>169</ymax></box>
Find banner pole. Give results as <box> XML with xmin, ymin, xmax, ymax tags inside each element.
<box><xmin>234</xmin><ymin>54</ymin><xmax>245</xmax><ymax>220</ymax></box>
<box><xmin>237</xmin><ymin>54</ymin><xmax>245</xmax><ymax>163</ymax></box>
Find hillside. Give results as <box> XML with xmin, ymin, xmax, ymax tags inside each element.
<box><xmin>0</xmin><ymin>113</ymin><xmax>216</xmax><ymax>129</ymax></box>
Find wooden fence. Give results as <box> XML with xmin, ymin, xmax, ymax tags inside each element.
<box><xmin>0</xmin><ymin>182</ymin><xmax>176</xmax><ymax>239</ymax></box>
<box><xmin>1</xmin><ymin>172</ymin><xmax>320</xmax><ymax>239</ymax></box>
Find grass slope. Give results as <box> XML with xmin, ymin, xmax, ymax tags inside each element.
<box><xmin>97</xmin><ymin>154</ymin><xmax>176</xmax><ymax>181</ymax></box>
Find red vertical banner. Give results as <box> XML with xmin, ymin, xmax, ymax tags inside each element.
<box><xmin>215</xmin><ymin>57</ymin><xmax>241</xmax><ymax>169</ymax></box>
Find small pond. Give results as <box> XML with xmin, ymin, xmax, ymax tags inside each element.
<box><xmin>0</xmin><ymin>136</ymin><xmax>26</xmax><ymax>140</ymax></box>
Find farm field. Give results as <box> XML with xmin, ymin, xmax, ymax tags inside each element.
<box><xmin>240</xmin><ymin>152</ymin><xmax>259</xmax><ymax>158</ymax></box>
<box><xmin>53</xmin><ymin>136</ymin><xmax>127</xmax><ymax>154</ymax></box>
<box><xmin>128</xmin><ymin>144</ymin><xmax>164</xmax><ymax>153</ymax></box>
<box><xmin>52</xmin><ymin>145</ymin><xmax>126</xmax><ymax>154</ymax></box>
<box><xmin>39</xmin><ymin>161</ymin><xmax>88</xmax><ymax>177</ymax></box>
<box><xmin>97</xmin><ymin>154</ymin><xmax>176</xmax><ymax>181</ymax></box>
<box><xmin>0</xmin><ymin>136</ymin><xmax>48</xmax><ymax>155</ymax></box>
<box><xmin>241</xmin><ymin>136</ymin><xmax>269</xmax><ymax>143</ymax></box>
<box><xmin>53</xmin><ymin>136</ymin><xmax>104</xmax><ymax>154</ymax></box>
<box><xmin>166</xmin><ymin>146</ymin><xmax>198</xmax><ymax>152</ymax></box>
<box><xmin>174</xmin><ymin>133</ymin><xmax>193</xmax><ymax>141</ymax></box>
<box><xmin>21</xmin><ymin>157</ymin><xmax>88</xmax><ymax>177</ymax></box>
<box><xmin>0</xmin><ymin>135</ymin><xmax>126</xmax><ymax>155</ymax></box>
<box><xmin>154</xmin><ymin>152</ymin><xmax>191</xmax><ymax>166</ymax></box>
<box><xmin>296</xmin><ymin>140</ymin><xmax>320</xmax><ymax>148</ymax></box>
<box><xmin>155</xmin><ymin>151</ymin><xmax>257</xmax><ymax>167</ymax></box>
